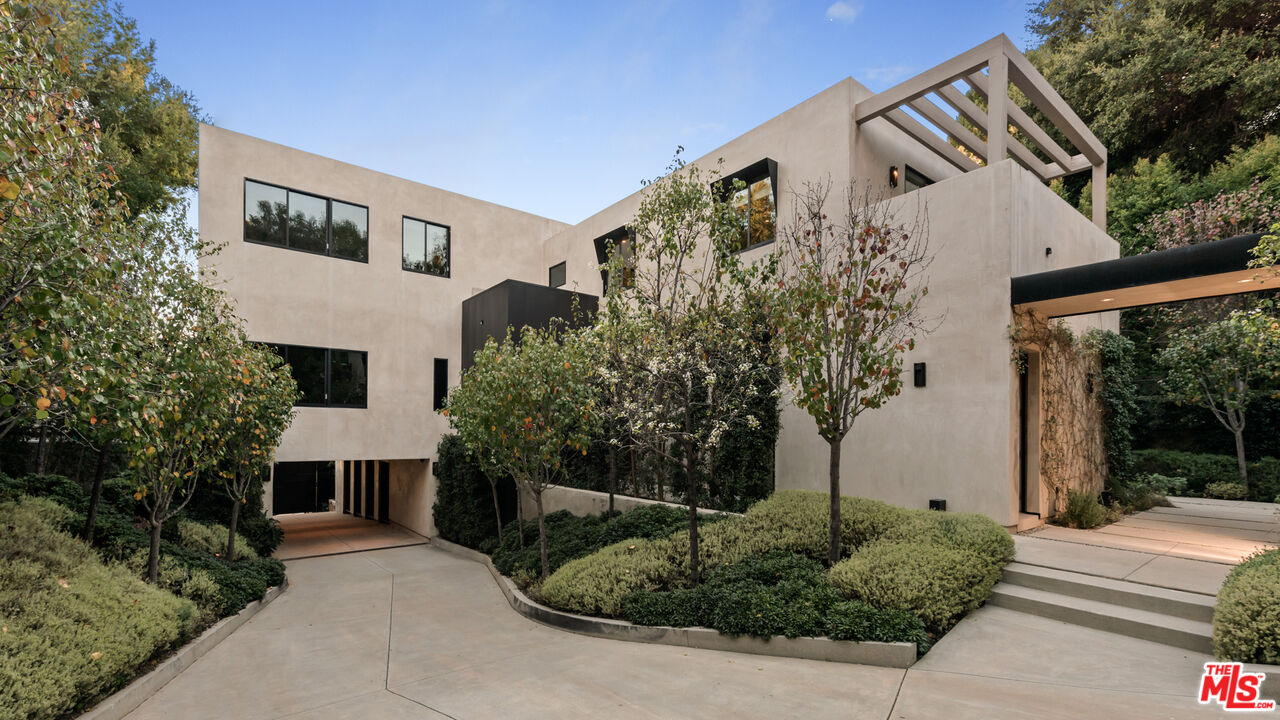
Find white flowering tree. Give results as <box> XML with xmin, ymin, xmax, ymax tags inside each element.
<box><xmin>601</xmin><ymin>154</ymin><xmax>778</xmax><ymax>583</ymax></box>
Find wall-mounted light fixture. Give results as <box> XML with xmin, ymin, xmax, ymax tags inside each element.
<box><xmin>1045</xmin><ymin>246</ymin><xmax>1053</xmax><ymax>256</ymax></box>
<box><xmin>889</xmin><ymin>165</ymin><xmax>899</xmax><ymax>188</ymax></box>
<box><xmin>913</xmin><ymin>362</ymin><xmax>926</xmax><ymax>387</ymax></box>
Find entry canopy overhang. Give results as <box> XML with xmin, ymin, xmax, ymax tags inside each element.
<box><xmin>1011</xmin><ymin>233</ymin><xmax>1280</xmax><ymax>318</ymax></box>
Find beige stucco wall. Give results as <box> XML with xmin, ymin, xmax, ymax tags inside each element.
<box><xmin>202</xmin><ymin>72</ymin><xmax>1119</xmax><ymax>531</ymax></box>
<box><xmin>198</xmin><ymin>124</ymin><xmax>569</xmax><ymax>468</ymax></box>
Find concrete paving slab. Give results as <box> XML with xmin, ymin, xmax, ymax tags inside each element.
<box><xmin>274</xmin><ymin>512</ymin><xmax>428</xmax><ymax>560</ymax></box>
<box><xmin>1125</xmin><ymin>555</ymin><xmax>1233</xmax><ymax>595</ymax></box>
<box><xmin>891</xmin><ymin>669</ymin><xmax>1221</xmax><ymax>719</ymax></box>
<box><xmin>285</xmin><ymin>690</ymin><xmax>450</xmax><ymax>719</ymax></box>
<box><xmin>1012</xmin><ymin>535</ymin><xmax>1155</xmax><ymax>578</ymax></box>
<box><xmin>1031</xmin><ymin>524</ymin><xmax>1180</xmax><ymax>554</ymax></box>
<box><xmin>1111</xmin><ymin>515</ymin><xmax>1278</xmax><ymax>543</ymax></box>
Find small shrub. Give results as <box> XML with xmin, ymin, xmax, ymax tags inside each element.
<box><xmin>0</xmin><ymin>496</ymin><xmax>196</xmax><ymax>720</ymax></box>
<box><xmin>1060</xmin><ymin>490</ymin><xmax>1108</xmax><ymax>529</ymax></box>
<box><xmin>539</xmin><ymin>537</ymin><xmax>686</xmax><ymax>617</ymax></box>
<box><xmin>828</xmin><ymin>541</ymin><xmax>999</xmax><ymax>633</ymax></box>
<box><xmin>622</xmin><ymin>552</ymin><xmax>931</xmax><ymax>652</ymax></box>
<box><xmin>1139</xmin><ymin>472</ymin><xmax>1188</xmax><ymax>497</ymax></box>
<box><xmin>1133</xmin><ymin>449</ymin><xmax>1280</xmax><ymax>501</ymax></box>
<box><xmin>1214</xmin><ymin>549</ymin><xmax>1280</xmax><ymax>663</ymax></box>
<box><xmin>176</xmin><ymin>519</ymin><xmax>257</xmax><ymax>561</ymax></box>
<box><xmin>1204</xmin><ymin>481</ymin><xmax>1249</xmax><ymax>500</ymax></box>
<box><xmin>876</xmin><ymin>510</ymin><xmax>1014</xmax><ymax>566</ymax></box>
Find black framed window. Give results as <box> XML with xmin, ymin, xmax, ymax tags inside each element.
<box><xmin>548</xmin><ymin>261</ymin><xmax>566</xmax><ymax>288</ymax></box>
<box><xmin>592</xmin><ymin>226</ymin><xmax>634</xmax><ymax>295</ymax></box>
<box><xmin>243</xmin><ymin>179</ymin><xmax>368</xmax><ymax>262</ymax></box>
<box><xmin>402</xmin><ymin>216</ymin><xmax>451</xmax><ymax>277</ymax></box>
<box><xmin>904</xmin><ymin>165</ymin><xmax>934</xmax><ymax>193</ymax></box>
<box><xmin>261</xmin><ymin>343</ymin><xmax>367</xmax><ymax>408</ymax></box>
<box><xmin>433</xmin><ymin>358</ymin><xmax>448</xmax><ymax>411</ymax></box>
<box><xmin>713</xmin><ymin>158</ymin><xmax>778</xmax><ymax>254</ymax></box>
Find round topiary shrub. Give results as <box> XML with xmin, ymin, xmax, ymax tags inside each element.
<box><xmin>828</xmin><ymin>541</ymin><xmax>1000</xmax><ymax>633</ymax></box>
<box><xmin>1213</xmin><ymin>548</ymin><xmax>1280</xmax><ymax>663</ymax></box>
<box><xmin>876</xmin><ymin>509</ymin><xmax>1014</xmax><ymax>567</ymax></box>
<box><xmin>539</xmin><ymin>536</ymin><xmax>686</xmax><ymax>617</ymax></box>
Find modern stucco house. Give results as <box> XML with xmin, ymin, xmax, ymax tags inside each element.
<box><xmin>198</xmin><ymin>35</ymin><xmax>1123</xmax><ymax>536</ymax></box>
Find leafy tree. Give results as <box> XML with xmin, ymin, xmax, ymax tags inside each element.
<box><xmin>48</xmin><ymin>0</ymin><xmax>202</xmax><ymax>216</ymax></box>
<box><xmin>0</xmin><ymin>3</ymin><xmax>126</xmax><ymax>447</ymax></box>
<box><xmin>118</xmin><ymin>213</ymin><xmax>242</xmax><ymax>583</ymax></box>
<box><xmin>215</xmin><ymin>343</ymin><xmax>297</xmax><ymax>561</ymax></box>
<box><xmin>447</xmin><ymin>324</ymin><xmax>600</xmax><ymax>577</ymax></box>
<box><xmin>1158</xmin><ymin>310</ymin><xmax>1280</xmax><ymax>483</ymax></box>
<box><xmin>770</xmin><ymin>181</ymin><xmax>933</xmax><ymax>564</ymax></box>
<box><xmin>1253</xmin><ymin>221</ymin><xmax>1279</xmax><ymax>274</ymax></box>
<box><xmin>601</xmin><ymin>154</ymin><xmax>777</xmax><ymax>583</ymax></box>
<box><xmin>1027</xmin><ymin>0</ymin><xmax>1280</xmax><ymax>176</ymax></box>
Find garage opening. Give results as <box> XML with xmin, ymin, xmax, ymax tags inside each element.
<box><xmin>271</xmin><ymin>461</ymin><xmax>335</xmax><ymax>515</ymax></box>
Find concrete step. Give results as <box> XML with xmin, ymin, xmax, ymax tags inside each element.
<box><xmin>1001</xmin><ymin>562</ymin><xmax>1216</xmax><ymax>622</ymax></box>
<box><xmin>988</xmin><ymin>583</ymin><xmax>1214</xmax><ymax>654</ymax></box>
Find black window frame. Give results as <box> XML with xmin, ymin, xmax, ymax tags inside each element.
<box><xmin>593</xmin><ymin>226</ymin><xmax>633</xmax><ymax>295</ymax></box>
<box><xmin>433</xmin><ymin>358</ymin><xmax>448</xmax><ymax>412</ymax></box>
<box><xmin>903</xmin><ymin>165</ymin><xmax>934</xmax><ymax>193</ymax></box>
<box><xmin>548</xmin><ymin>261</ymin><xmax>566</xmax><ymax>288</ymax></box>
<box><xmin>242</xmin><ymin>178</ymin><xmax>369</xmax><ymax>264</ymax></box>
<box><xmin>401</xmin><ymin>215</ymin><xmax>452</xmax><ymax>278</ymax></box>
<box><xmin>259</xmin><ymin>342</ymin><xmax>368</xmax><ymax>409</ymax></box>
<box><xmin>712</xmin><ymin>157</ymin><xmax>779</xmax><ymax>254</ymax></box>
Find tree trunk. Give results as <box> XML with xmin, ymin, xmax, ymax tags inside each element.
<box><xmin>685</xmin><ymin>442</ymin><xmax>700</xmax><ymax>585</ymax></box>
<box><xmin>536</xmin><ymin>491</ymin><xmax>549</xmax><ymax>578</ymax></box>
<box><xmin>828</xmin><ymin>436</ymin><xmax>842</xmax><ymax>566</ymax></box>
<box><xmin>35</xmin><ymin>425</ymin><xmax>49</xmax><ymax>474</ymax></box>
<box><xmin>517</xmin><ymin>486</ymin><xmax>525</xmax><ymax>550</ymax></box>
<box><xmin>489</xmin><ymin>479</ymin><xmax>504</xmax><ymax>543</ymax></box>
<box><xmin>82</xmin><ymin>442</ymin><xmax>111</xmax><ymax>543</ymax></box>
<box><xmin>607</xmin><ymin>444</ymin><xmax>617</xmax><ymax>515</ymax></box>
<box><xmin>1234</xmin><ymin>427</ymin><xmax>1248</xmax><ymax>483</ymax></box>
<box><xmin>148</xmin><ymin>521</ymin><xmax>162</xmax><ymax>584</ymax></box>
<box><xmin>227</xmin><ymin>493</ymin><xmax>242</xmax><ymax>561</ymax></box>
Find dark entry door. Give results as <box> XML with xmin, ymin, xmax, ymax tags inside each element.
<box><xmin>272</xmin><ymin>461</ymin><xmax>335</xmax><ymax>514</ymax></box>
<box><xmin>378</xmin><ymin>461</ymin><xmax>390</xmax><ymax>524</ymax></box>
<box><xmin>1017</xmin><ymin>353</ymin><xmax>1038</xmax><ymax>516</ymax></box>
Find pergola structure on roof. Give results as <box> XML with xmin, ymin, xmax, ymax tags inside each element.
<box><xmin>854</xmin><ymin>34</ymin><xmax>1108</xmax><ymax>230</ymax></box>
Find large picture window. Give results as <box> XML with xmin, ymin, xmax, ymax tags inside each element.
<box><xmin>262</xmin><ymin>343</ymin><xmax>368</xmax><ymax>408</ymax></box>
<box><xmin>714</xmin><ymin>158</ymin><xmax>778</xmax><ymax>253</ymax></box>
<box><xmin>243</xmin><ymin>179</ymin><xmax>368</xmax><ymax>262</ymax></box>
<box><xmin>402</xmin><ymin>216</ymin><xmax>450</xmax><ymax>277</ymax></box>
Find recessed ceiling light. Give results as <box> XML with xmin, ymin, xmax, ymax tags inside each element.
<box><xmin>1101</xmin><ymin>298</ymin><xmax>1114</xmax><ymax>302</ymax></box>
<box><xmin>1238</xmin><ymin>278</ymin><xmax>1256</xmax><ymax>284</ymax></box>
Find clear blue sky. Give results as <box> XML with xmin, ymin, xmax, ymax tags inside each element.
<box><xmin>123</xmin><ymin>0</ymin><xmax>1034</xmax><ymax>224</ymax></box>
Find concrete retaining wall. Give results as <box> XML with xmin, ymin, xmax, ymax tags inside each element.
<box><xmin>79</xmin><ymin>579</ymin><xmax>288</xmax><ymax>720</ymax></box>
<box><xmin>519</xmin><ymin>485</ymin><xmax>729</xmax><ymax>521</ymax></box>
<box><xmin>431</xmin><ymin>536</ymin><xmax>917</xmax><ymax>669</ymax></box>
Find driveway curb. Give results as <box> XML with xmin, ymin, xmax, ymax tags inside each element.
<box><xmin>79</xmin><ymin>578</ymin><xmax>289</xmax><ymax>720</ymax></box>
<box><xmin>430</xmin><ymin>536</ymin><xmax>917</xmax><ymax>668</ymax></box>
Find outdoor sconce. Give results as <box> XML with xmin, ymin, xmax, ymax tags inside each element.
<box><xmin>929</xmin><ymin>499</ymin><xmax>947</xmax><ymax>511</ymax></box>
<box><xmin>889</xmin><ymin>165</ymin><xmax>899</xmax><ymax>188</ymax></box>
<box><xmin>1045</xmin><ymin>246</ymin><xmax>1053</xmax><ymax>256</ymax></box>
<box><xmin>913</xmin><ymin>362</ymin><xmax>926</xmax><ymax>387</ymax></box>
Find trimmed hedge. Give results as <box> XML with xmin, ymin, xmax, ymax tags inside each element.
<box><xmin>177</xmin><ymin>519</ymin><xmax>257</xmax><ymax>561</ymax></box>
<box><xmin>0</xmin><ymin>497</ymin><xmax>196</xmax><ymax>720</ymax></box>
<box><xmin>492</xmin><ymin>504</ymin><xmax>714</xmax><ymax>580</ymax></box>
<box><xmin>431</xmin><ymin>434</ymin><xmax>514</xmax><ymax>553</ymax></box>
<box><xmin>622</xmin><ymin>552</ymin><xmax>932</xmax><ymax>651</ymax></box>
<box><xmin>828</xmin><ymin>542</ymin><xmax>1000</xmax><ymax>633</ymax></box>
<box><xmin>1133</xmin><ymin>449</ymin><xmax>1280</xmax><ymax>501</ymax></box>
<box><xmin>1214</xmin><ymin>548</ymin><xmax>1280</xmax><ymax>663</ymax></box>
<box><xmin>541</xmin><ymin>490</ymin><xmax>1013</xmax><ymax>640</ymax></box>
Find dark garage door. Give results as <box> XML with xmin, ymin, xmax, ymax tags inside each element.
<box><xmin>272</xmin><ymin>461</ymin><xmax>336</xmax><ymax>515</ymax></box>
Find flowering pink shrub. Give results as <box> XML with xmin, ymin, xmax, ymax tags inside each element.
<box><xmin>1141</xmin><ymin>179</ymin><xmax>1280</xmax><ymax>251</ymax></box>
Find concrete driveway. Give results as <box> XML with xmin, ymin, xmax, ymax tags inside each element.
<box><xmin>124</xmin><ymin>544</ymin><xmax>1226</xmax><ymax>720</ymax></box>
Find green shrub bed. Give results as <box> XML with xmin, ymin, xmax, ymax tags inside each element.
<box><xmin>1134</xmin><ymin>449</ymin><xmax>1280</xmax><ymax>501</ymax></box>
<box><xmin>538</xmin><ymin>490</ymin><xmax>1013</xmax><ymax>652</ymax></box>
<box><xmin>1214</xmin><ymin>548</ymin><xmax>1280</xmax><ymax>663</ymax></box>
<box><xmin>0</xmin><ymin>497</ymin><xmax>198</xmax><ymax>720</ymax></box>
<box><xmin>623</xmin><ymin>552</ymin><xmax>932</xmax><ymax>650</ymax></box>
<box><xmin>491</xmin><ymin>504</ymin><xmax>722</xmax><ymax>581</ymax></box>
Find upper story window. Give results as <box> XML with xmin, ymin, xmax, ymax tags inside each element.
<box><xmin>714</xmin><ymin>158</ymin><xmax>778</xmax><ymax>254</ymax></box>
<box><xmin>263</xmin><ymin>343</ymin><xmax>368</xmax><ymax>408</ymax></box>
<box><xmin>904</xmin><ymin>165</ymin><xmax>934</xmax><ymax>193</ymax></box>
<box><xmin>593</xmin><ymin>226</ymin><xmax>634</xmax><ymax>295</ymax></box>
<box><xmin>402</xmin><ymin>216</ymin><xmax>450</xmax><ymax>277</ymax></box>
<box><xmin>243</xmin><ymin>179</ymin><xmax>368</xmax><ymax>262</ymax></box>
<box><xmin>548</xmin><ymin>261</ymin><xmax>566</xmax><ymax>288</ymax></box>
